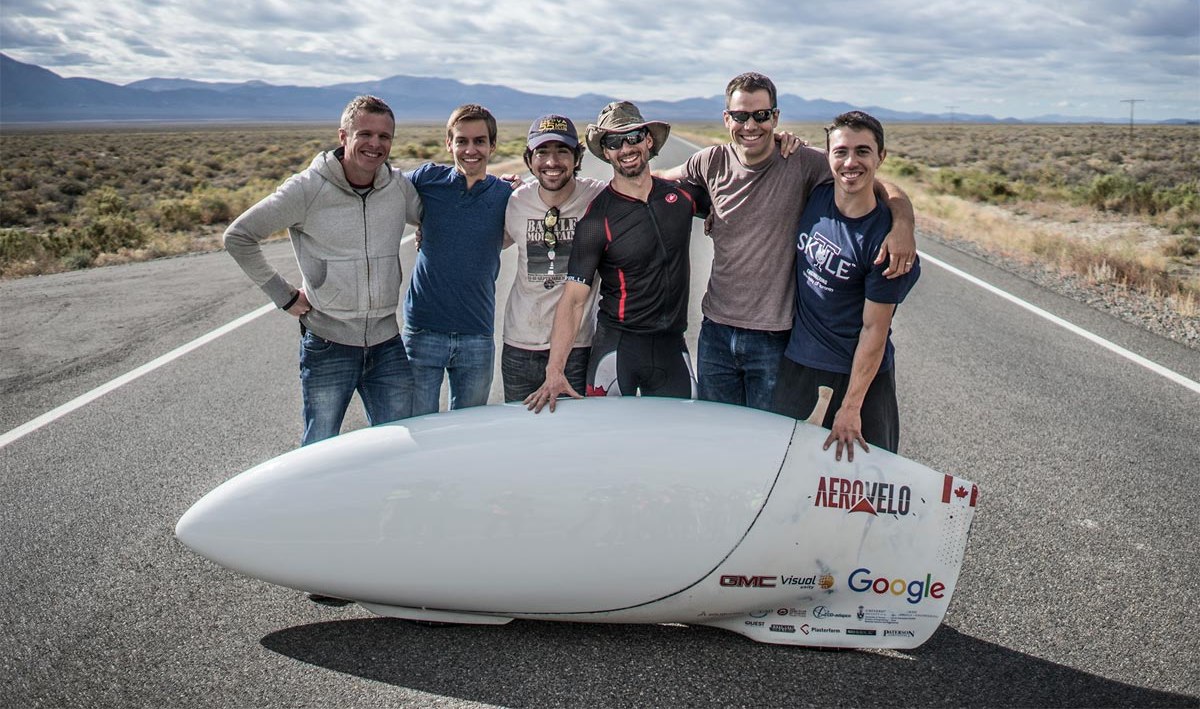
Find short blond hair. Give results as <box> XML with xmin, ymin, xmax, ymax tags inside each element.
<box><xmin>340</xmin><ymin>95</ymin><xmax>394</xmax><ymax>132</ymax></box>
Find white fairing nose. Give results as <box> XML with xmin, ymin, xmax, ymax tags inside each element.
<box><xmin>176</xmin><ymin>398</ymin><xmax>796</xmax><ymax>614</ymax></box>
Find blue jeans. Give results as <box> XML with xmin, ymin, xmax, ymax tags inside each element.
<box><xmin>501</xmin><ymin>344</ymin><xmax>590</xmax><ymax>403</ymax></box>
<box><xmin>696</xmin><ymin>318</ymin><xmax>790</xmax><ymax>411</ymax></box>
<box><xmin>403</xmin><ymin>325</ymin><xmax>494</xmax><ymax>416</ymax></box>
<box><xmin>298</xmin><ymin>331</ymin><xmax>413</xmax><ymax>447</ymax></box>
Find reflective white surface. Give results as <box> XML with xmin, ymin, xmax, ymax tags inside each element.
<box><xmin>178</xmin><ymin>397</ymin><xmax>977</xmax><ymax>648</ymax></box>
<box><xmin>178</xmin><ymin>398</ymin><xmax>793</xmax><ymax>612</ymax></box>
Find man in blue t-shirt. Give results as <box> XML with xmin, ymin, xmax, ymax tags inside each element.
<box><xmin>771</xmin><ymin>111</ymin><xmax>920</xmax><ymax>461</ymax></box>
<box><xmin>403</xmin><ymin>104</ymin><xmax>511</xmax><ymax>415</ymax></box>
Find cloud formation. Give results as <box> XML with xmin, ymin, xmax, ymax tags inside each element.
<box><xmin>2</xmin><ymin>0</ymin><xmax>1196</xmax><ymax>120</ymax></box>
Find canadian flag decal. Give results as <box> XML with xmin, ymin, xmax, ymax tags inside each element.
<box><xmin>941</xmin><ymin>474</ymin><xmax>978</xmax><ymax>507</ymax></box>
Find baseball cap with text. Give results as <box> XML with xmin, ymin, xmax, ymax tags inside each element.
<box><xmin>527</xmin><ymin>114</ymin><xmax>579</xmax><ymax>149</ymax></box>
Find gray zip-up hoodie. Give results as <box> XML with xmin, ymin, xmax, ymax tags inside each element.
<box><xmin>224</xmin><ymin>148</ymin><xmax>422</xmax><ymax>346</ymax></box>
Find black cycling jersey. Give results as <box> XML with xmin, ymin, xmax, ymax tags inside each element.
<box><xmin>567</xmin><ymin>178</ymin><xmax>707</xmax><ymax>335</ymax></box>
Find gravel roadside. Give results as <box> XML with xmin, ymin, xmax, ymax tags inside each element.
<box><xmin>922</xmin><ymin>229</ymin><xmax>1200</xmax><ymax>351</ymax></box>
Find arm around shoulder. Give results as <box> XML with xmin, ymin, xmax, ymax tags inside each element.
<box><xmin>653</xmin><ymin>164</ymin><xmax>687</xmax><ymax>181</ymax></box>
<box><xmin>873</xmin><ymin>179</ymin><xmax>917</xmax><ymax>279</ymax></box>
<box><xmin>397</xmin><ymin>169</ymin><xmax>423</xmax><ymax>227</ymax></box>
<box><xmin>653</xmin><ymin>144</ymin><xmax>713</xmax><ymax>182</ymax></box>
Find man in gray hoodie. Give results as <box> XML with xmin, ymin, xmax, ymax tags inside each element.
<box><xmin>224</xmin><ymin>95</ymin><xmax>422</xmax><ymax>447</ymax></box>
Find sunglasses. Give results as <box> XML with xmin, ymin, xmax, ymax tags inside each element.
<box><xmin>600</xmin><ymin>129</ymin><xmax>647</xmax><ymax>151</ymax></box>
<box><xmin>543</xmin><ymin>206</ymin><xmax>559</xmax><ymax>250</ymax></box>
<box><xmin>725</xmin><ymin>108</ymin><xmax>777</xmax><ymax>124</ymax></box>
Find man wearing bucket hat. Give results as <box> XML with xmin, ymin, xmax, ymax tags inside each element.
<box><xmin>525</xmin><ymin>101</ymin><xmax>708</xmax><ymax>413</ymax></box>
<box><xmin>656</xmin><ymin>72</ymin><xmax>915</xmax><ymax>413</ymax></box>
<box><xmin>499</xmin><ymin>115</ymin><xmax>607</xmax><ymax>402</ymax></box>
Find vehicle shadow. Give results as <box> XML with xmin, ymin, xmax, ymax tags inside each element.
<box><xmin>261</xmin><ymin>619</ymin><xmax>1197</xmax><ymax>707</ymax></box>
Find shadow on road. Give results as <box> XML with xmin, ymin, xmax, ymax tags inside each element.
<box><xmin>261</xmin><ymin>619</ymin><xmax>1196</xmax><ymax>707</ymax></box>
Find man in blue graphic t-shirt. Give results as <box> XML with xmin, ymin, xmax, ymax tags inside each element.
<box><xmin>771</xmin><ymin>111</ymin><xmax>920</xmax><ymax>461</ymax></box>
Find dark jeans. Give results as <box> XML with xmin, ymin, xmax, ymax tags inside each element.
<box><xmin>298</xmin><ymin>331</ymin><xmax>413</xmax><ymax>447</ymax></box>
<box><xmin>696</xmin><ymin>318</ymin><xmax>790</xmax><ymax>411</ymax></box>
<box><xmin>770</xmin><ymin>357</ymin><xmax>900</xmax><ymax>453</ymax></box>
<box><xmin>501</xmin><ymin>344</ymin><xmax>590</xmax><ymax>403</ymax></box>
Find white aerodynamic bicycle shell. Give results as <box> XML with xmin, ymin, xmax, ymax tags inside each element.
<box><xmin>178</xmin><ymin>398</ymin><xmax>793</xmax><ymax>612</ymax></box>
<box><xmin>178</xmin><ymin>397</ymin><xmax>978</xmax><ymax>648</ymax></box>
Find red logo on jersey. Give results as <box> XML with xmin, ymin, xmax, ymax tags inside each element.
<box><xmin>586</xmin><ymin>385</ymin><xmax>608</xmax><ymax>397</ymax></box>
<box><xmin>665</xmin><ymin>193</ymin><xmax>678</xmax><ymax>204</ymax></box>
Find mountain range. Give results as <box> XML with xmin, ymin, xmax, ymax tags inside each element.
<box><xmin>0</xmin><ymin>53</ymin><xmax>1189</xmax><ymax>125</ymax></box>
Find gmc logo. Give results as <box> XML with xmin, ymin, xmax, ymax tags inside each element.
<box><xmin>720</xmin><ymin>575</ymin><xmax>777</xmax><ymax>588</ymax></box>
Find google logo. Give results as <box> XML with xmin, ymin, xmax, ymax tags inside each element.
<box><xmin>847</xmin><ymin>568</ymin><xmax>946</xmax><ymax>605</ymax></box>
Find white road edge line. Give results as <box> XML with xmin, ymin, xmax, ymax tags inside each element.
<box><xmin>0</xmin><ymin>303</ymin><xmax>276</xmax><ymax>450</ymax></box>
<box><xmin>1</xmin><ymin>235</ymin><xmax>427</xmax><ymax>450</ymax></box>
<box><xmin>921</xmin><ymin>251</ymin><xmax>1200</xmax><ymax>395</ymax></box>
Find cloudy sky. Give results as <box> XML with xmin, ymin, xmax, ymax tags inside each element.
<box><xmin>2</xmin><ymin>0</ymin><xmax>1197</xmax><ymax>120</ymax></box>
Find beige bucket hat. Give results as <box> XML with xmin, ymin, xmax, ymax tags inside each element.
<box><xmin>585</xmin><ymin>100</ymin><xmax>671</xmax><ymax>163</ymax></box>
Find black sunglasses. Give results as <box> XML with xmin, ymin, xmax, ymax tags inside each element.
<box><xmin>600</xmin><ymin>129</ymin><xmax>647</xmax><ymax>151</ymax></box>
<box><xmin>543</xmin><ymin>206</ymin><xmax>559</xmax><ymax>249</ymax></box>
<box><xmin>725</xmin><ymin>108</ymin><xmax>777</xmax><ymax>124</ymax></box>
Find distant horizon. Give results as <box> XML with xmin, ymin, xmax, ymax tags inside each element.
<box><xmin>4</xmin><ymin>117</ymin><xmax>1197</xmax><ymax>131</ymax></box>
<box><xmin>2</xmin><ymin>52</ymin><xmax>1195</xmax><ymax>126</ymax></box>
<box><xmin>47</xmin><ymin>64</ymin><xmax>1200</xmax><ymax>124</ymax></box>
<box><xmin>1</xmin><ymin>1</ymin><xmax>1195</xmax><ymax>122</ymax></box>
<box><xmin>117</xmin><ymin>73</ymin><xmax>1195</xmax><ymax>124</ymax></box>
<box><xmin>7</xmin><ymin>60</ymin><xmax>1195</xmax><ymax>125</ymax></box>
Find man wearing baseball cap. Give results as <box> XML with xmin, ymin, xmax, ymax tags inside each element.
<box><xmin>499</xmin><ymin>115</ymin><xmax>608</xmax><ymax>402</ymax></box>
<box><xmin>526</xmin><ymin>101</ymin><xmax>708</xmax><ymax>413</ymax></box>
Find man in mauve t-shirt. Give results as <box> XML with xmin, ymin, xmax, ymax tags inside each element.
<box><xmin>657</xmin><ymin>72</ymin><xmax>918</xmax><ymax>412</ymax></box>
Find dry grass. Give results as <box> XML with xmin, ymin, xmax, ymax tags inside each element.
<box><xmin>675</xmin><ymin>122</ymin><xmax>1200</xmax><ymax>317</ymax></box>
<box><xmin>0</xmin><ymin>122</ymin><xmax>530</xmax><ymax>278</ymax></box>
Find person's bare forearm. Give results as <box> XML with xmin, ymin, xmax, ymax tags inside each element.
<box><xmin>876</xmin><ymin>179</ymin><xmax>914</xmax><ymax>229</ymax></box>
<box><xmin>824</xmin><ymin>301</ymin><xmax>894</xmax><ymax>461</ymax></box>
<box><xmin>872</xmin><ymin>180</ymin><xmax>916</xmax><ymax>277</ymax></box>
<box><xmin>841</xmin><ymin>320</ymin><xmax>888</xmax><ymax>413</ymax></box>
<box><xmin>526</xmin><ymin>281</ymin><xmax>590</xmax><ymax>412</ymax></box>
<box><xmin>544</xmin><ymin>291</ymin><xmax>586</xmax><ymax>377</ymax></box>
<box><xmin>653</xmin><ymin>164</ymin><xmax>686</xmax><ymax>181</ymax></box>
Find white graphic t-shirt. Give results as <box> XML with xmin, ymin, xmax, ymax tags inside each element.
<box><xmin>502</xmin><ymin>177</ymin><xmax>606</xmax><ymax>350</ymax></box>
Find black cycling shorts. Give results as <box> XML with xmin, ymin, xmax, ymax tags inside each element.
<box><xmin>586</xmin><ymin>321</ymin><xmax>696</xmax><ymax>399</ymax></box>
<box><xmin>770</xmin><ymin>357</ymin><xmax>900</xmax><ymax>453</ymax></box>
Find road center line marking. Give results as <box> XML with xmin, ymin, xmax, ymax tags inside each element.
<box><xmin>921</xmin><ymin>251</ymin><xmax>1200</xmax><ymax>395</ymax></box>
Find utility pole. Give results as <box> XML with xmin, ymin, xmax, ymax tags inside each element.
<box><xmin>1120</xmin><ymin>99</ymin><xmax>1144</xmax><ymax>139</ymax></box>
<box><xmin>946</xmin><ymin>105</ymin><xmax>958</xmax><ymax>125</ymax></box>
